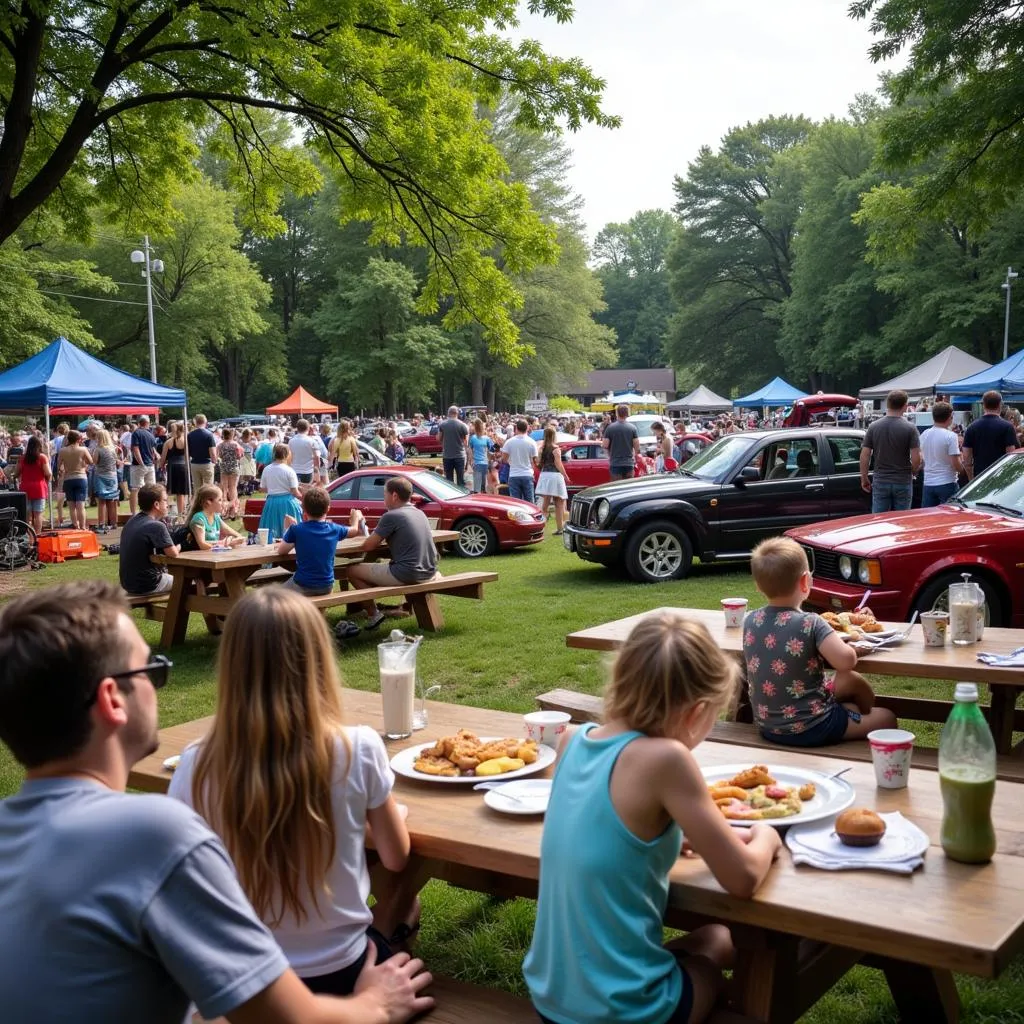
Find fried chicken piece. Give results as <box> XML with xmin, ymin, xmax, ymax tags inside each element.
<box><xmin>413</xmin><ymin>755</ymin><xmax>459</xmax><ymax>777</ymax></box>
<box><xmin>709</xmin><ymin>785</ymin><xmax>749</xmax><ymax>802</ymax></box>
<box><xmin>516</xmin><ymin>742</ymin><xmax>539</xmax><ymax>764</ymax></box>
<box><xmin>727</xmin><ymin>765</ymin><xmax>776</xmax><ymax>789</ymax></box>
<box><xmin>862</xmin><ymin>622</ymin><xmax>885</xmax><ymax>633</ymax></box>
<box><xmin>476</xmin><ymin>738</ymin><xmax>522</xmax><ymax>762</ymax></box>
<box><xmin>798</xmin><ymin>782</ymin><xmax>816</xmax><ymax>801</ymax></box>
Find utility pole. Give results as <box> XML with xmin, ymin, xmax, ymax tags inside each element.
<box><xmin>1002</xmin><ymin>266</ymin><xmax>1018</xmax><ymax>361</ymax></box>
<box><xmin>129</xmin><ymin>236</ymin><xmax>164</xmax><ymax>382</ymax></box>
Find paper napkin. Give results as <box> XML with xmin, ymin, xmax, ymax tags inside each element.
<box><xmin>785</xmin><ymin>812</ymin><xmax>928</xmax><ymax>874</ymax></box>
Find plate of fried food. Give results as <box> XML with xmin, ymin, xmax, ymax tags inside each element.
<box><xmin>822</xmin><ymin>608</ymin><xmax>901</xmax><ymax>650</ymax></box>
<box><xmin>391</xmin><ymin>729</ymin><xmax>557</xmax><ymax>784</ymax></box>
<box><xmin>702</xmin><ymin>763</ymin><xmax>855</xmax><ymax>828</ymax></box>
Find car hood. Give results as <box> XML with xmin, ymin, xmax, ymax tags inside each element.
<box><xmin>577</xmin><ymin>473</ymin><xmax>718</xmax><ymax>501</ymax></box>
<box><xmin>788</xmin><ymin>505</ymin><xmax>1024</xmax><ymax>556</ymax></box>
<box><xmin>441</xmin><ymin>493</ymin><xmax>541</xmax><ymax>515</ymax></box>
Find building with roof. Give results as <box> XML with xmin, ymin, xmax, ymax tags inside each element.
<box><xmin>527</xmin><ymin>368</ymin><xmax>677</xmax><ymax>411</ymax></box>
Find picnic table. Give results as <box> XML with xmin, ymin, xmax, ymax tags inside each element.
<box><xmin>132</xmin><ymin>690</ymin><xmax>1024</xmax><ymax>1023</ymax></box>
<box><xmin>566</xmin><ymin>607</ymin><xmax>1024</xmax><ymax>756</ymax></box>
<box><xmin>150</xmin><ymin>530</ymin><xmax>459</xmax><ymax>647</ymax></box>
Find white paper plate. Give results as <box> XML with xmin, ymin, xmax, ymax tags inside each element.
<box><xmin>701</xmin><ymin>764</ymin><xmax>855</xmax><ymax>829</ymax></box>
<box><xmin>483</xmin><ymin>779</ymin><xmax>552</xmax><ymax>815</ymax></box>
<box><xmin>390</xmin><ymin>737</ymin><xmax>556</xmax><ymax>784</ymax></box>
<box><xmin>786</xmin><ymin>813</ymin><xmax>929</xmax><ymax>863</ymax></box>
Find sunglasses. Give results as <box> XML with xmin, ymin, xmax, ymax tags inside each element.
<box><xmin>84</xmin><ymin>655</ymin><xmax>173</xmax><ymax>707</ymax></box>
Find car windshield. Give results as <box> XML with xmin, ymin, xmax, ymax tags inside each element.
<box><xmin>681</xmin><ymin>435</ymin><xmax>754</xmax><ymax>481</ymax></box>
<box><xmin>418</xmin><ymin>474</ymin><xmax>470</xmax><ymax>500</ymax></box>
<box><xmin>956</xmin><ymin>454</ymin><xmax>1024</xmax><ymax>513</ymax></box>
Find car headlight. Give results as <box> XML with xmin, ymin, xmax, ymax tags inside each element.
<box><xmin>857</xmin><ymin>559</ymin><xmax>882</xmax><ymax>585</ymax></box>
<box><xmin>839</xmin><ymin>556</ymin><xmax>853</xmax><ymax>580</ymax></box>
<box><xmin>506</xmin><ymin>509</ymin><xmax>534</xmax><ymax>524</ymax></box>
<box><xmin>593</xmin><ymin>499</ymin><xmax>610</xmax><ymax>528</ymax></box>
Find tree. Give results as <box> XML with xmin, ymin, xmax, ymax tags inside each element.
<box><xmin>0</xmin><ymin>0</ymin><xmax>617</xmax><ymax>358</ymax></box>
<box><xmin>666</xmin><ymin>116</ymin><xmax>812</xmax><ymax>393</ymax></box>
<box><xmin>851</xmin><ymin>1</ymin><xmax>1024</xmax><ymax>223</ymax></box>
<box><xmin>593</xmin><ymin>210</ymin><xmax>676</xmax><ymax>368</ymax></box>
<box><xmin>315</xmin><ymin>258</ymin><xmax>456</xmax><ymax>415</ymax></box>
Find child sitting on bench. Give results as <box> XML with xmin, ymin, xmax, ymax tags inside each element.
<box><xmin>278</xmin><ymin>486</ymin><xmax>364</xmax><ymax>597</ymax></box>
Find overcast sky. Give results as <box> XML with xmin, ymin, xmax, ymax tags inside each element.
<box><xmin>515</xmin><ymin>0</ymin><xmax>897</xmax><ymax>242</ymax></box>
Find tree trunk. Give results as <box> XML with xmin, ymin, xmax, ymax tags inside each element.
<box><xmin>484</xmin><ymin>378</ymin><xmax>496</xmax><ymax>412</ymax></box>
<box><xmin>471</xmin><ymin>362</ymin><xmax>484</xmax><ymax>406</ymax></box>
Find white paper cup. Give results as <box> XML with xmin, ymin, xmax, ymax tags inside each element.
<box><xmin>721</xmin><ymin>598</ymin><xmax>748</xmax><ymax>628</ymax></box>
<box><xmin>921</xmin><ymin>611</ymin><xmax>948</xmax><ymax>647</ymax></box>
<box><xmin>257</xmin><ymin>528</ymin><xmax>270</xmax><ymax>546</ymax></box>
<box><xmin>868</xmin><ymin>729</ymin><xmax>915</xmax><ymax>789</ymax></box>
<box><xmin>523</xmin><ymin>710</ymin><xmax>571</xmax><ymax>748</ymax></box>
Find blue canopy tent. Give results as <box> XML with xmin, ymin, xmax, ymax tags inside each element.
<box><xmin>733</xmin><ymin>376</ymin><xmax>808</xmax><ymax>408</ymax></box>
<box><xmin>0</xmin><ymin>337</ymin><xmax>187</xmax><ymax>526</ymax></box>
<box><xmin>942</xmin><ymin>349</ymin><xmax>1024</xmax><ymax>397</ymax></box>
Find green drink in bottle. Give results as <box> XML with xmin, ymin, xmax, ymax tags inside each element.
<box><xmin>938</xmin><ymin>683</ymin><xmax>997</xmax><ymax>864</ymax></box>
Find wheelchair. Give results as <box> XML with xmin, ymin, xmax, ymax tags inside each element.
<box><xmin>0</xmin><ymin>506</ymin><xmax>38</xmax><ymax>570</ymax></box>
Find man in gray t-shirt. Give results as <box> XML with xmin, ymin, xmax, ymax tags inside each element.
<box><xmin>437</xmin><ymin>405</ymin><xmax>470</xmax><ymax>487</ymax></box>
<box><xmin>0</xmin><ymin>580</ymin><xmax>433</xmax><ymax>1024</ymax></box>
<box><xmin>348</xmin><ymin>475</ymin><xmax>441</xmax><ymax>629</ymax></box>
<box><xmin>601</xmin><ymin>404</ymin><xmax>640</xmax><ymax>479</ymax></box>
<box><xmin>859</xmin><ymin>389</ymin><xmax>922</xmax><ymax>513</ymax></box>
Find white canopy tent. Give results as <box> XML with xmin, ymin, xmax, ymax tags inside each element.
<box><xmin>666</xmin><ymin>384</ymin><xmax>732</xmax><ymax>412</ymax></box>
<box><xmin>858</xmin><ymin>346</ymin><xmax>991</xmax><ymax>401</ymax></box>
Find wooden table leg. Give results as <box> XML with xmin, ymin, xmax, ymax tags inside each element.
<box><xmin>867</xmin><ymin>956</ymin><xmax>960</xmax><ymax>1023</ymax></box>
<box><xmin>159</xmin><ymin>568</ymin><xmax>191</xmax><ymax>647</ymax></box>
<box><xmin>409</xmin><ymin>592</ymin><xmax>444</xmax><ymax>631</ymax></box>
<box><xmin>729</xmin><ymin>927</ymin><xmax>800</xmax><ymax>1022</ymax></box>
<box><xmin>987</xmin><ymin>686</ymin><xmax>1022</xmax><ymax>755</ymax></box>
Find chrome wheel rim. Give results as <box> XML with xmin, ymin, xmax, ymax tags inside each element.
<box><xmin>638</xmin><ymin>532</ymin><xmax>683</xmax><ymax>579</ymax></box>
<box><xmin>459</xmin><ymin>523</ymin><xmax>489</xmax><ymax>556</ymax></box>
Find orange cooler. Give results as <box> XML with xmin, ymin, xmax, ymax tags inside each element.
<box><xmin>37</xmin><ymin>530</ymin><xmax>100</xmax><ymax>563</ymax></box>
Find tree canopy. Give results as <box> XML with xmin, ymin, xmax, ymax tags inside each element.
<box><xmin>0</xmin><ymin>0</ymin><xmax>617</xmax><ymax>357</ymax></box>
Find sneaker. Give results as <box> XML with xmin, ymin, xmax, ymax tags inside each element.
<box><xmin>363</xmin><ymin>611</ymin><xmax>386</xmax><ymax>631</ymax></box>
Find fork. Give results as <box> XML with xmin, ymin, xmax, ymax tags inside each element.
<box><xmin>472</xmin><ymin>781</ymin><xmax>546</xmax><ymax>806</ymax></box>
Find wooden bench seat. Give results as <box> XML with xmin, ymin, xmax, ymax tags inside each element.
<box><xmin>122</xmin><ymin>590</ymin><xmax>168</xmax><ymax>622</ymax></box>
<box><xmin>536</xmin><ymin>688</ymin><xmax>1024</xmax><ymax>783</ymax></box>
<box><xmin>247</xmin><ymin>566</ymin><xmax>293</xmax><ymax>586</ymax></box>
<box><xmin>309</xmin><ymin>571</ymin><xmax>497</xmax><ymax>631</ymax></box>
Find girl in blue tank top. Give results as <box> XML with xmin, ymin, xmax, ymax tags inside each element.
<box><xmin>524</xmin><ymin>612</ymin><xmax>782</xmax><ymax>1024</ymax></box>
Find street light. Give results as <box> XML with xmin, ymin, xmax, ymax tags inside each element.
<box><xmin>1002</xmin><ymin>266</ymin><xmax>1018</xmax><ymax>361</ymax></box>
<box><xmin>129</xmin><ymin>236</ymin><xmax>164</xmax><ymax>382</ymax></box>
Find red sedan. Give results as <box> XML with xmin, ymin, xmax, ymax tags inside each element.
<box><xmin>242</xmin><ymin>466</ymin><xmax>545</xmax><ymax>558</ymax></box>
<box><xmin>786</xmin><ymin>452</ymin><xmax>1024</xmax><ymax>627</ymax></box>
<box><xmin>549</xmin><ymin>441</ymin><xmax>655</xmax><ymax>496</ymax></box>
<box><xmin>399</xmin><ymin>426</ymin><xmax>443</xmax><ymax>456</ymax></box>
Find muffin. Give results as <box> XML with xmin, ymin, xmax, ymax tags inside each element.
<box><xmin>835</xmin><ymin>808</ymin><xmax>886</xmax><ymax>847</ymax></box>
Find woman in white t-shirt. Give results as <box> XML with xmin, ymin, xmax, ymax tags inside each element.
<box><xmin>169</xmin><ymin>587</ymin><xmax>421</xmax><ymax>996</ymax></box>
<box><xmin>257</xmin><ymin>443</ymin><xmax>304</xmax><ymax>541</ymax></box>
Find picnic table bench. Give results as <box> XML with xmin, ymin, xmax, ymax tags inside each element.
<box><xmin>565</xmin><ymin>606</ymin><xmax>1024</xmax><ymax>756</ymax></box>
<box><xmin>133</xmin><ymin>689</ymin><xmax>1024</xmax><ymax>1023</ymax></box>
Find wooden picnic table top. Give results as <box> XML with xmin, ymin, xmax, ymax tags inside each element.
<box><xmin>131</xmin><ymin>689</ymin><xmax>1024</xmax><ymax>982</ymax></box>
<box><xmin>152</xmin><ymin>530</ymin><xmax>460</xmax><ymax>571</ymax></box>
<box><xmin>566</xmin><ymin>606</ymin><xmax>1024</xmax><ymax>687</ymax></box>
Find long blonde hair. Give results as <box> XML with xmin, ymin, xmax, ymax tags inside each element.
<box><xmin>192</xmin><ymin>588</ymin><xmax>351</xmax><ymax>924</ymax></box>
<box><xmin>186</xmin><ymin>484</ymin><xmax>221</xmax><ymax>522</ymax></box>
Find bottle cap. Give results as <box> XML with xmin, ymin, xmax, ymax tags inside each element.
<box><xmin>954</xmin><ymin>683</ymin><xmax>979</xmax><ymax>702</ymax></box>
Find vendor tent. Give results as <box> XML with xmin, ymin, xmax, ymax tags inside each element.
<box><xmin>666</xmin><ymin>385</ymin><xmax>732</xmax><ymax>412</ymax></box>
<box><xmin>942</xmin><ymin>349</ymin><xmax>1024</xmax><ymax>396</ymax></box>
<box><xmin>733</xmin><ymin>377</ymin><xmax>808</xmax><ymax>408</ymax></box>
<box><xmin>859</xmin><ymin>346</ymin><xmax>991</xmax><ymax>401</ymax></box>
<box><xmin>50</xmin><ymin>406</ymin><xmax>159</xmax><ymax>417</ymax></box>
<box><xmin>266</xmin><ymin>386</ymin><xmax>338</xmax><ymax>417</ymax></box>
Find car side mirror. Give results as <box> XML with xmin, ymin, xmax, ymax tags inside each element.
<box><xmin>737</xmin><ymin>466</ymin><xmax>760</xmax><ymax>485</ymax></box>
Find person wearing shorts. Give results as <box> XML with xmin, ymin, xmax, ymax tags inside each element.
<box><xmin>129</xmin><ymin>416</ymin><xmax>158</xmax><ymax>514</ymax></box>
<box><xmin>56</xmin><ymin>430</ymin><xmax>93</xmax><ymax>530</ymax></box>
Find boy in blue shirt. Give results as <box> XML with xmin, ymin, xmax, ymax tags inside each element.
<box><xmin>277</xmin><ymin>486</ymin><xmax>364</xmax><ymax>596</ymax></box>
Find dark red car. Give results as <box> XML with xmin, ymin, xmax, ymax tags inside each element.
<box><xmin>399</xmin><ymin>426</ymin><xmax>443</xmax><ymax>456</ymax></box>
<box><xmin>787</xmin><ymin>452</ymin><xmax>1024</xmax><ymax>627</ymax></box>
<box><xmin>547</xmin><ymin>441</ymin><xmax>655</xmax><ymax>496</ymax></box>
<box><xmin>242</xmin><ymin>466</ymin><xmax>545</xmax><ymax>558</ymax></box>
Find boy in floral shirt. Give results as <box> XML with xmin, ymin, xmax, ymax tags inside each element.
<box><xmin>743</xmin><ymin>538</ymin><xmax>897</xmax><ymax>746</ymax></box>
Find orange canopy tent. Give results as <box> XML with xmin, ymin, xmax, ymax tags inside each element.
<box><xmin>266</xmin><ymin>386</ymin><xmax>338</xmax><ymax>417</ymax></box>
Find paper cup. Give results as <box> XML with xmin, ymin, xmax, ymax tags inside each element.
<box><xmin>257</xmin><ymin>528</ymin><xmax>270</xmax><ymax>546</ymax></box>
<box><xmin>868</xmin><ymin>729</ymin><xmax>915</xmax><ymax>789</ymax></box>
<box><xmin>721</xmin><ymin>598</ymin><xmax>748</xmax><ymax>628</ymax></box>
<box><xmin>921</xmin><ymin>611</ymin><xmax>948</xmax><ymax>647</ymax></box>
<box><xmin>523</xmin><ymin>710</ymin><xmax>571</xmax><ymax>748</ymax></box>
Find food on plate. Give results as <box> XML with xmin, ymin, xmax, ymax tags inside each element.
<box><xmin>835</xmin><ymin>808</ymin><xmax>886</xmax><ymax>847</ymax></box>
<box><xmin>476</xmin><ymin>756</ymin><xmax>526</xmax><ymax>776</ymax></box>
<box><xmin>822</xmin><ymin>608</ymin><xmax>885</xmax><ymax>639</ymax></box>
<box><xmin>413</xmin><ymin>730</ymin><xmax>539</xmax><ymax>777</ymax></box>
<box><xmin>707</xmin><ymin>765</ymin><xmax>817</xmax><ymax>821</ymax></box>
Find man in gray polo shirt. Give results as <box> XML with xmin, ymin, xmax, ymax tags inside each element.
<box><xmin>437</xmin><ymin>405</ymin><xmax>469</xmax><ymax>486</ymax></box>
<box><xmin>859</xmin><ymin>389</ymin><xmax>922</xmax><ymax>513</ymax></box>
<box><xmin>0</xmin><ymin>580</ymin><xmax>432</xmax><ymax>1024</ymax></box>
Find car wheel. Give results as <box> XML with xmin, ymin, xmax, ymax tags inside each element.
<box><xmin>624</xmin><ymin>519</ymin><xmax>693</xmax><ymax>583</ymax></box>
<box><xmin>455</xmin><ymin>517</ymin><xmax>498</xmax><ymax>558</ymax></box>
<box><xmin>912</xmin><ymin>572</ymin><xmax>1005</xmax><ymax>627</ymax></box>
<box><xmin>406</xmin><ymin>444</ymin><xmax>419</xmax><ymax>456</ymax></box>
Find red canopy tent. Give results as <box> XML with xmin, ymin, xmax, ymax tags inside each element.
<box><xmin>266</xmin><ymin>386</ymin><xmax>338</xmax><ymax>417</ymax></box>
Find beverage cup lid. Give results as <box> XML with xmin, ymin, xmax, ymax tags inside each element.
<box><xmin>922</xmin><ymin>610</ymin><xmax>948</xmax><ymax>619</ymax></box>
<box><xmin>721</xmin><ymin>598</ymin><xmax>748</xmax><ymax>607</ymax></box>
<box><xmin>867</xmin><ymin>728</ymin><xmax>915</xmax><ymax>748</ymax></box>
<box><xmin>525</xmin><ymin>710</ymin><xmax>571</xmax><ymax>724</ymax></box>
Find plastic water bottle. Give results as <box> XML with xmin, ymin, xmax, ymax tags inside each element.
<box><xmin>938</xmin><ymin>683</ymin><xmax>997</xmax><ymax>864</ymax></box>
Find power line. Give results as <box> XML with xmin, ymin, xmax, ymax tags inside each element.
<box><xmin>36</xmin><ymin>289</ymin><xmax>151</xmax><ymax>307</ymax></box>
<box><xmin>0</xmin><ymin>257</ymin><xmax>151</xmax><ymax>289</ymax></box>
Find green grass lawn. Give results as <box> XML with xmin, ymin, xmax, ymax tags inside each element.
<box><xmin>1</xmin><ymin>535</ymin><xmax>1022</xmax><ymax>1022</ymax></box>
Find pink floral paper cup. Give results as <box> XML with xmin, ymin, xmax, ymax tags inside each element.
<box><xmin>867</xmin><ymin>728</ymin><xmax>915</xmax><ymax>789</ymax></box>
<box><xmin>721</xmin><ymin>598</ymin><xmax>749</xmax><ymax>628</ymax></box>
<box><xmin>523</xmin><ymin>711</ymin><xmax>571</xmax><ymax>748</ymax></box>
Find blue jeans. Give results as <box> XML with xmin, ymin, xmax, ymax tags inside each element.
<box><xmin>442</xmin><ymin>457</ymin><xmax>466</xmax><ymax>487</ymax></box>
<box><xmin>922</xmin><ymin>481</ymin><xmax>958</xmax><ymax>508</ymax></box>
<box><xmin>871</xmin><ymin>480</ymin><xmax>912</xmax><ymax>513</ymax></box>
<box><xmin>508</xmin><ymin>475</ymin><xmax>535</xmax><ymax>503</ymax></box>
<box><xmin>472</xmin><ymin>464</ymin><xmax>488</xmax><ymax>492</ymax></box>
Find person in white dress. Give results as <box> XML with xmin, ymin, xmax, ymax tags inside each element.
<box><xmin>534</xmin><ymin>426</ymin><xmax>572</xmax><ymax>535</ymax></box>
